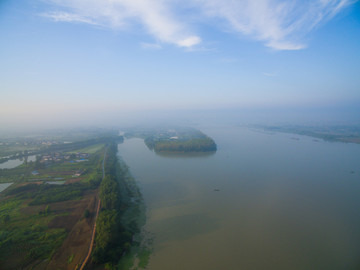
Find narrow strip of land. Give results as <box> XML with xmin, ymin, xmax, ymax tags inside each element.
<box><xmin>78</xmin><ymin>149</ymin><xmax>106</xmax><ymax>270</ymax></box>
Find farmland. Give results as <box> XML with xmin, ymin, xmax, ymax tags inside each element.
<box><xmin>0</xmin><ymin>130</ymin><xmax>143</xmax><ymax>269</ymax></box>
<box><xmin>0</xmin><ymin>136</ymin><xmax>107</xmax><ymax>269</ymax></box>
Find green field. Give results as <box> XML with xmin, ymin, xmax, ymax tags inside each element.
<box><xmin>0</xmin><ymin>190</ymin><xmax>68</xmax><ymax>267</ymax></box>
<box><xmin>66</xmin><ymin>143</ymin><xmax>105</xmax><ymax>154</ymax></box>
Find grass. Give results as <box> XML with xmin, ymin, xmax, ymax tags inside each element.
<box><xmin>68</xmin><ymin>254</ymin><xmax>75</xmax><ymax>264</ymax></box>
<box><xmin>0</xmin><ymin>195</ymin><xmax>68</xmax><ymax>265</ymax></box>
<box><xmin>67</xmin><ymin>143</ymin><xmax>105</xmax><ymax>154</ymax></box>
<box><xmin>137</xmin><ymin>248</ymin><xmax>151</xmax><ymax>269</ymax></box>
<box><xmin>0</xmin><ymin>137</ymin><xmax>110</xmax><ymax>269</ymax></box>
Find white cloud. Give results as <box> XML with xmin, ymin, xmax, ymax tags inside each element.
<box><xmin>177</xmin><ymin>36</ymin><xmax>202</xmax><ymax>47</ymax></box>
<box><xmin>42</xmin><ymin>0</ymin><xmax>201</xmax><ymax>48</ymax></box>
<box><xmin>41</xmin><ymin>0</ymin><xmax>356</xmax><ymax>50</ymax></box>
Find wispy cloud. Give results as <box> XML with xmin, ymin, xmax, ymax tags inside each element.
<box><xmin>195</xmin><ymin>0</ymin><xmax>356</xmax><ymax>50</ymax></box>
<box><xmin>42</xmin><ymin>11</ymin><xmax>99</xmax><ymax>25</ymax></box>
<box><xmin>41</xmin><ymin>0</ymin><xmax>356</xmax><ymax>50</ymax></box>
<box><xmin>140</xmin><ymin>42</ymin><xmax>162</xmax><ymax>50</ymax></box>
<box><xmin>42</xmin><ymin>0</ymin><xmax>201</xmax><ymax>48</ymax></box>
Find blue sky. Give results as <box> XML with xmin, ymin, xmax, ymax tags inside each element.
<box><xmin>0</xmin><ymin>0</ymin><xmax>359</xmax><ymax>127</ymax></box>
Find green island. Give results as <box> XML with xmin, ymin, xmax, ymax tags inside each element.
<box><xmin>125</xmin><ymin>127</ymin><xmax>217</xmax><ymax>153</ymax></box>
<box><xmin>260</xmin><ymin>125</ymin><xmax>360</xmax><ymax>144</ymax></box>
<box><xmin>0</xmin><ymin>128</ymin><xmax>149</xmax><ymax>270</ymax></box>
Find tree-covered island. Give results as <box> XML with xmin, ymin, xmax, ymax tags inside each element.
<box><xmin>125</xmin><ymin>127</ymin><xmax>217</xmax><ymax>153</ymax></box>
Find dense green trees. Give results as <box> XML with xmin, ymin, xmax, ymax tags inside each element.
<box><xmin>92</xmin><ymin>209</ymin><xmax>132</xmax><ymax>263</ymax></box>
<box><xmin>92</xmin><ymin>142</ymin><xmax>132</xmax><ymax>264</ymax></box>
<box><xmin>99</xmin><ymin>176</ymin><xmax>121</xmax><ymax>210</ymax></box>
<box><xmin>89</xmin><ymin>174</ymin><xmax>102</xmax><ymax>188</ymax></box>
<box><xmin>145</xmin><ymin>136</ymin><xmax>217</xmax><ymax>152</ymax></box>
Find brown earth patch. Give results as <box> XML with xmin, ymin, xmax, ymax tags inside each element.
<box><xmin>6</xmin><ymin>189</ymin><xmax>99</xmax><ymax>270</ymax></box>
<box><xmin>44</xmin><ymin>190</ymin><xmax>99</xmax><ymax>270</ymax></box>
<box><xmin>18</xmin><ymin>181</ymin><xmax>43</xmax><ymax>186</ymax></box>
<box><xmin>19</xmin><ymin>202</ymin><xmax>43</xmax><ymax>216</ymax></box>
<box><xmin>45</xmin><ymin>171</ymin><xmax>77</xmax><ymax>175</ymax></box>
<box><xmin>65</xmin><ymin>177</ymin><xmax>85</xmax><ymax>184</ymax></box>
<box><xmin>48</xmin><ymin>214</ymin><xmax>79</xmax><ymax>232</ymax></box>
<box><xmin>1</xmin><ymin>251</ymin><xmax>29</xmax><ymax>270</ymax></box>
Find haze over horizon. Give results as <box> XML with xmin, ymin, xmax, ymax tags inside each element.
<box><xmin>1</xmin><ymin>0</ymin><xmax>360</xmax><ymax>129</ymax></box>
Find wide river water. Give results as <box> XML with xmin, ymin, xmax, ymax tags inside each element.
<box><xmin>118</xmin><ymin>126</ymin><xmax>360</xmax><ymax>270</ymax></box>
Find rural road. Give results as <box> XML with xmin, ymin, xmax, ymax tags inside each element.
<box><xmin>78</xmin><ymin>149</ymin><xmax>106</xmax><ymax>270</ymax></box>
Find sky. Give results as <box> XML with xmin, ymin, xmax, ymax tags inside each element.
<box><xmin>1</xmin><ymin>0</ymin><xmax>360</xmax><ymax>128</ymax></box>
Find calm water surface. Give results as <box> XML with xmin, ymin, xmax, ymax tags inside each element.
<box><xmin>0</xmin><ymin>183</ymin><xmax>13</xmax><ymax>193</ymax></box>
<box><xmin>0</xmin><ymin>159</ymin><xmax>23</xmax><ymax>169</ymax></box>
<box><xmin>118</xmin><ymin>126</ymin><xmax>360</xmax><ymax>270</ymax></box>
<box><xmin>0</xmin><ymin>155</ymin><xmax>36</xmax><ymax>169</ymax></box>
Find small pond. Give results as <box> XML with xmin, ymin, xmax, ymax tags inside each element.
<box><xmin>0</xmin><ymin>183</ymin><xmax>13</xmax><ymax>193</ymax></box>
<box><xmin>0</xmin><ymin>155</ymin><xmax>37</xmax><ymax>169</ymax></box>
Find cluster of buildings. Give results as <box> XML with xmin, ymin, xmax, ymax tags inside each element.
<box><xmin>39</xmin><ymin>152</ymin><xmax>90</xmax><ymax>164</ymax></box>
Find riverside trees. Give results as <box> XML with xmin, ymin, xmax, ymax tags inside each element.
<box><xmin>91</xmin><ymin>143</ymin><xmax>132</xmax><ymax>264</ymax></box>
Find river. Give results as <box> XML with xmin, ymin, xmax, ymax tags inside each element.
<box><xmin>117</xmin><ymin>126</ymin><xmax>360</xmax><ymax>270</ymax></box>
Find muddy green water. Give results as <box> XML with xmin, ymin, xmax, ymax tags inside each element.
<box><xmin>118</xmin><ymin>126</ymin><xmax>360</xmax><ymax>270</ymax></box>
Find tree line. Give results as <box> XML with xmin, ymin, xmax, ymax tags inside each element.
<box><xmin>145</xmin><ymin>136</ymin><xmax>217</xmax><ymax>152</ymax></box>
<box><xmin>91</xmin><ymin>142</ymin><xmax>133</xmax><ymax>265</ymax></box>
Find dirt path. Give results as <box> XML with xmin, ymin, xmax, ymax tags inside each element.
<box><xmin>78</xmin><ymin>149</ymin><xmax>106</xmax><ymax>270</ymax></box>
<box><xmin>78</xmin><ymin>198</ymin><xmax>101</xmax><ymax>270</ymax></box>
